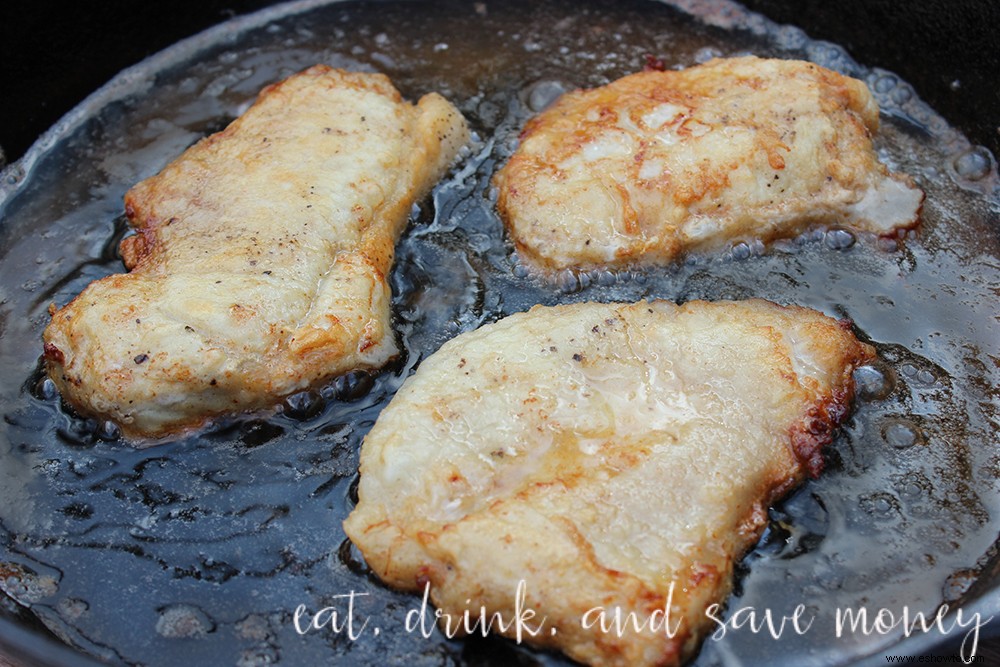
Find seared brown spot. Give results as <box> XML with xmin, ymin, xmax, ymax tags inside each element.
<box><xmin>43</xmin><ymin>342</ymin><xmax>64</xmax><ymax>365</ymax></box>
<box><xmin>789</xmin><ymin>382</ymin><xmax>857</xmax><ymax>479</ymax></box>
<box><xmin>689</xmin><ymin>562</ymin><xmax>719</xmax><ymax>587</ymax></box>
<box><xmin>643</xmin><ymin>54</ymin><xmax>666</xmax><ymax>72</ymax></box>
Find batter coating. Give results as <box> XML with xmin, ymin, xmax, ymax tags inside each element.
<box><xmin>43</xmin><ymin>65</ymin><xmax>469</xmax><ymax>440</ymax></box>
<box><xmin>345</xmin><ymin>299</ymin><xmax>875</xmax><ymax>666</ymax></box>
<box><xmin>495</xmin><ymin>56</ymin><xmax>923</xmax><ymax>272</ymax></box>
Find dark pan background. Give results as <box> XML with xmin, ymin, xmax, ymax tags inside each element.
<box><xmin>0</xmin><ymin>0</ymin><xmax>997</xmax><ymax>166</ymax></box>
<box><xmin>0</xmin><ymin>0</ymin><xmax>997</xmax><ymax>664</ymax></box>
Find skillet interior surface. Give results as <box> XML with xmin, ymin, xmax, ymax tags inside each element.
<box><xmin>0</xmin><ymin>0</ymin><xmax>998</xmax><ymax>665</ymax></box>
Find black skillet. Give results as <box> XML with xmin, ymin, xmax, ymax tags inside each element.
<box><xmin>1</xmin><ymin>1</ymin><xmax>998</xmax><ymax>665</ymax></box>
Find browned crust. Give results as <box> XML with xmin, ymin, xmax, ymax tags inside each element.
<box><xmin>41</xmin><ymin>64</ymin><xmax>469</xmax><ymax>442</ymax></box>
<box><xmin>493</xmin><ymin>58</ymin><xmax>924</xmax><ymax>275</ymax></box>
<box><xmin>346</xmin><ymin>300</ymin><xmax>878</xmax><ymax>667</ymax></box>
<box><xmin>790</xmin><ymin>321</ymin><xmax>876</xmax><ymax>480</ymax></box>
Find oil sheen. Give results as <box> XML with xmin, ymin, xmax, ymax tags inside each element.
<box><xmin>0</xmin><ymin>1</ymin><xmax>997</xmax><ymax>666</ymax></box>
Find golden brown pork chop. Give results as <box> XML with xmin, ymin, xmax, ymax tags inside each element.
<box><xmin>43</xmin><ymin>65</ymin><xmax>468</xmax><ymax>441</ymax></box>
<box><xmin>344</xmin><ymin>298</ymin><xmax>875</xmax><ymax>666</ymax></box>
<box><xmin>495</xmin><ymin>56</ymin><xmax>923</xmax><ymax>272</ymax></box>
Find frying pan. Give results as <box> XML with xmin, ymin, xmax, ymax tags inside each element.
<box><xmin>1</xmin><ymin>1</ymin><xmax>998</xmax><ymax>666</ymax></box>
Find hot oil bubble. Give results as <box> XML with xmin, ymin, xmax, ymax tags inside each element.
<box><xmin>797</xmin><ymin>228</ymin><xmax>825</xmax><ymax>246</ymax></box>
<box><xmin>859</xmin><ymin>491</ymin><xmax>900</xmax><ymax>520</ymax></box>
<box><xmin>0</xmin><ymin>562</ymin><xmax>58</xmax><ymax>604</ymax></box>
<box><xmin>825</xmin><ymin>228</ymin><xmax>856</xmax><ymax>250</ymax></box>
<box><xmin>526</xmin><ymin>80</ymin><xmax>569</xmax><ymax>112</ymax></box>
<box><xmin>34</xmin><ymin>376</ymin><xmax>58</xmax><ymax>401</ymax></box>
<box><xmin>890</xmin><ymin>84</ymin><xmax>914</xmax><ymax>105</ymax></box>
<box><xmin>895</xmin><ymin>472</ymin><xmax>931</xmax><ymax>502</ymax></box>
<box><xmin>773</xmin><ymin>25</ymin><xmax>807</xmax><ymax>50</ymax></box>
<box><xmin>876</xmin><ymin>236</ymin><xmax>899</xmax><ymax>253</ymax></box>
<box><xmin>155</xmin><ymin>603</ymin><xmax>215</xmax><ymax>639</ymax></box>
<box><xmin>730</xmin><ymin>241</ymin><xmax>752</xmax><ymax>261</ymax></box>
<box><xmin>899</xmin><ymin>361</ymin><xmax>938</xmax><ymax>386</ymax></box>
<box><xmin>337</xmin><ymin>537</ymin><xmax>371</xmax><ymax>576</ymax></box>
<box><xmin>96</xmin><ymin>420</ymin><xmax>121</xmax><ymax>441</ymax></box>
<box><xmin>556</xmin><ymin>269</ymin><xmax>582</xmax><ymax>293</ymax></box>
<box><xmin>4</xmin><ymin>164</ymin><xmax>25</xmax><ymax>186</ymax></box>
<box><xmin>881</xmin><ymin>418</ymin><xmax>926</xmax><ymax>449</ymax></box>
<box><xmin>953</xmin><ymin>147</ymin><xmax>993</xmax><ymax>181</ymax></box>
<box><xmin>56</xmin><ymin>418</ymin><xmax>100</xmax><ymax>448</ymax></box>
<box><xmin>511</xmin><ymin>262</ymin><xmax>531</xmax><ymax>279</ymax></box>
<box><xmin>694</xmin><ymin>46</ymin><xmax>723</xmax><ymax>64</ymax></box>
<box><xmin>595</xmin><ymin>270</ymin><xmax>617</xmax><ymax>287</ymax></box>
<box><xmin>853</xmin><ymin>363</ymin><xmax>896</xmax><ymax>401</ymax></box>
<box><xmin>333</xmin><ymin>371</ymin><xmax>374</xmax><ymax>402</ymax></box>
<box><xmin>476</xmin><ymin>99</ymin><xmax>503</xmax><ymax>127</ymax></box>
<box><xmin>283</xmin><ymin>390</ymin><xmax>324</xmax><ymax>421</ymax></box>
<box><xmin>873</xmin><ymin>73</ymin><xmax>898</xmax><ymax>95</ymax></box>
<box><xmin>806</xmin><ymin>42</ymin><xmax>859</xmax><ymax>77</ymax></box>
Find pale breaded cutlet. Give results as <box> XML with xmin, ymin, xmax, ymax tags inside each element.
<box><xmin>495</xmin><ymin>56</ymin><xmax>923</xmax><ymax>273</ymax></box>
<box><xmin>345</xmin><ymin>298</ymin><xmax>875</xmax><ymax>667</ymax></box>
<box><xmin>43</xmin><ymin>65</ymin><xmax>469</xmax><ymax>441</ymax></box>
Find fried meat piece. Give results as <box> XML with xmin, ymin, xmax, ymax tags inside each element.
<box><xmin>344</xmin><ymin>298</ymin><xmax>875</xmax><ymax>666</ymax></box>
<box><xmin>42</xmin><ymin>65</ymin><xmax>469</xmax><ymax>440</ymax></box>
<box><xmin>495</xmin><ymin>56</ymin><xmax>923</xmax><ymax>272</ymax></box>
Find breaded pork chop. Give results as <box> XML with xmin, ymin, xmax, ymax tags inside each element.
<box><xmin>344</xmin><ymin>299</ymin><xmax>874</xmax><ymax>667</ymax></box>
<box><xmin>43</xmin><ymin>65</ymin><xmax>468</xmax><ymax>441</ymax></box>
<box><xmin>495</xmin><ymin>56</ymin><xmax>923</xmax><ymax>272</ymax></box>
